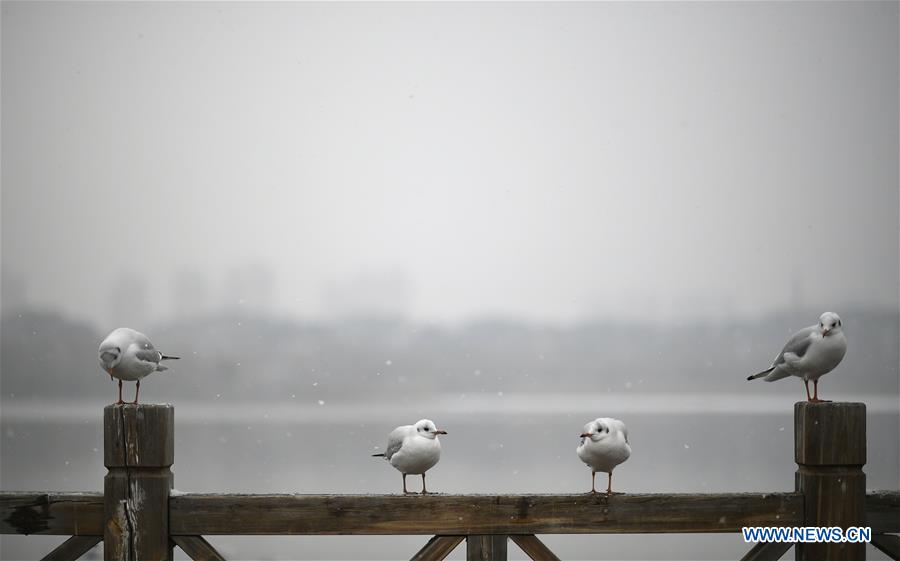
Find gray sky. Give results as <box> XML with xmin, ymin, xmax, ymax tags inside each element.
<box><xmin>2</xmin><ymin>1</ymin><xmax>898</xmax><ymax>324</ymax></box>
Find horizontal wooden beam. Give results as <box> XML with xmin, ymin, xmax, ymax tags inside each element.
<box><xmin>867</xmin><ymin>491</ymin><xmax>900</xmax><ymax>533</ymax></box>
<box><xmin>0</xmin><ymin>493</ymin><xmax>103</xmax><ymax>536</ymax></box>
<box><xmin>169</xmin><ymin>493</ymin><xmax>803</xmax><ymax>535</ymax></box>
<box><xmin>3</xmin><ymin>491</ymin><xmax>898</xmax><ymax>536</ymax></box>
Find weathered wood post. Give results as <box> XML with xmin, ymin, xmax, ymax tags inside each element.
<box><xmin>795</xmin><ymin>402</ymin><xmax>866</xmax><ymax>561</ymax></box>
<box><xmin>467</xmin><ymin>535</ymin><xmax>507</xmax><ymax>561</ymax></box>
<box><xmin>104</xmin><ymin>404</ymin><xmax>174</xmax><ymax>561</ymax></box>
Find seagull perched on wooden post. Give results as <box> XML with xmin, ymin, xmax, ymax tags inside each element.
<box><xmin>99</xmin><ymin>327</ymin><xmax>179</xmax><ymax>404</ymax></box>
<box><xmin>747</xmin><ymin>312</ymin><xmax>847</xmax><ymax>403</ymax></box>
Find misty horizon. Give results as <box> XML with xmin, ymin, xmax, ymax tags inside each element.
<box><xmin>2</xmin><ymin>1</ymin><xmax>898</xmax><ymax>327</ymax></box>
<box><xmin>2</xmin><ymin>2</ymin><xmax>898</xmax><ymax>560</ymax></box>
<box><xmin>2</xmin><ymin>262</ymin><xmax>896</xmax><ymax>329</ymax></box>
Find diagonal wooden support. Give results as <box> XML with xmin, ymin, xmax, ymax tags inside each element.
<box><xmin>40</xmin><ymin>535</ymin><xmax>102</xmax><ymax>561</ymax></box>
<box><xmin>410</xmin><ymin>535</ymin><xmax>465</xmax><ymax>561</ymax></box>
<box><xmin>509</xmin><ymin>535</ymin><xmax>561</xmax><ymax>561</ymax></box>
<box><xmin>739</xmin><ymin>541</ymin><xmax>792</xmax><ymax>561</ymax></box>
<box><xmin>467</xmin><ymin>535</ymin><xmax>507</xmax><ymax>561</ymax></box>
<box><xmin>172</xmin><ymin>535</ymin><xmax>228</xmax><ymax>561</ymax></box>
<box><xmin>871</xmin><ymin>534</ymin><xmax>900</xmax><ymax>560</ymax></box>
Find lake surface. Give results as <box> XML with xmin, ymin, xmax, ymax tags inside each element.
<box><xmin>2</xmin><ymin>394</ymin><xmax>897</xmax><ymax>560</ymax></box>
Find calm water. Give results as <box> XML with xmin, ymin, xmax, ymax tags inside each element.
<box><xmin>2</xmin><ymin>395</ymin><xmax>897</xmax><ymax>560</ymax></box>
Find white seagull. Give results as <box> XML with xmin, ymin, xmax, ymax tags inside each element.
<box><xmin>99</xmin><ymin>327</ymin><xmax>179</xmax><ymax>404</ymax></box>
<box><xmin>577</xmin><ymin>417</ymin><xmax>631</xmax><ymax>495</ymax></box>
<box><xmin>373</xmin><ymin>419</ymin><xmax>446</xmax><ymax>494</ymax></box>
<box><xmin>747</xmin><ymin>312</ymin><xmax>847</xmax><ymax>403</ymax></box>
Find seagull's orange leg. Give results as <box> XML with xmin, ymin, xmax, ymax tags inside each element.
<box><xmin>804</xmin><ymin>380</ymin><xmax>812</xmax><ymax>401</ymax></box>
<box><xmin>131</xmin><ymin>380</ymin><xmax>140</xmax><ymax>405</ymax></box>
<box><xmin>421</xmin><ymin>473</ymin><xmax>428</xmax><ymax>495</ymax></box>
<box><xmin>589</xmin><ymin>471</ymin><xmax>597</xmax><ymax>494</ymax></box>
<box><xmin>402</xmin><ymin>474</ymin><xmax>410</xmax><ymax>494</ymax></box>
<box><xmin>116</xmin><ymin>379</ymin><xmax>124</xmax><ymax>405</ymax></box>
<box><xmin>810</xmin><ymin>379</ymin><xmax>831</xmax><ymax>403</ymax></box>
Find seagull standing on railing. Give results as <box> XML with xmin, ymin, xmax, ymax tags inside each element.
<box><xmin>746</xmin><ymin>312</ymin><xmax>847</xmax><ymax>403</ymax></box>
<box><xmin>373</xmin><ymin>419</ymin><xmax>447</xmax><ymax>494</ymax></box>
<box><xmin>577</xmin><ymin>417</ymin><xmax>631</xmax><ymax>495</ymax></box>
<box><xmin>99</xmin><ymin>327</ymin><xmax>180</xmax><ymax>404</ymax></box>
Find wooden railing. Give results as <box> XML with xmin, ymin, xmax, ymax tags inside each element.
<box><xmin>1</xmin><ymin>402</ymin><xmax>898</xmax><ymax>561</ymax></box>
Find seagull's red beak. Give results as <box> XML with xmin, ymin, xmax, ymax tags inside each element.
<box><xmin>580</xmin><ymin>433</ymin><xmax>592</xmax><ymax>438</ymax></box>
<box><xmin>436</xmin><ymin>429</ymin><xmax>447</xmax><ymax>435</ymax></box>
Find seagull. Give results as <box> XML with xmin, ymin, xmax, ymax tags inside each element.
<box><xmin>98</xmin><ymin>327</ymin><xmax>179</xmax><ymax>404</ymax></box>
<box><xmin>577</xmin><ymin>417</ymin><xmax>631</xmax><ymax>495</ymax></box>
<box><xmin>746</xmin><ymin>312</ymin><xmax>847</xmax><ymax>403</ymax></box>
<box><xmin>373</xmin><ymin>419</ymin><xmax>446</xmax><ymax>494</ymax></box>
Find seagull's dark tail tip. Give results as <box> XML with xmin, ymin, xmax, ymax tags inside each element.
<box><xmin>747</xmin><ymin>367</ymin><xmax>774</xmax><ymax>381</ymax></box>
<box><xmin>372</xmin><ymin>453</ymin><xmax>385</xmax><ymax>457</ymax></box>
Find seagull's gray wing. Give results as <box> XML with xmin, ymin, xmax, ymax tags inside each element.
<box><xmin>383</xmin><ymin>426</ymin><xmax>409</xmax><ymax>460</ymax></box>
<box><xmin>132</xmin><ymin>331</ymin><xmax>179</xmax><ymax>365</ymax></box>
<box><xmin>133</xmin><ymin>348</ymin><xmax>163</xmax><ymax>364</ymax></box>
<box><xmin>772</xmin><ymin>325</ymin><xmax>816</xmax><ymax>366</ymax></box>
<box><xmin>132</xmin><ymin>332</ymin><xmax>163</xmax><ymax>365</ymax></box>
<box><xmin>128</xmin><ymin>329</ymin><xmax>154</xmax><ymax>349</ymax></box>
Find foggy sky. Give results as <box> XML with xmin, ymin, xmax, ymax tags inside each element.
<box><xmin>2</xmin><ymin>1</ymin><xmax>898</xmax><ymax>325</ymax></box>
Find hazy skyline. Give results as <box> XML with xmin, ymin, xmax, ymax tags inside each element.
<box><xmin>2</xmin><ymin>2</ymin><xmax>898</xmax><ymax>326</ymax></box>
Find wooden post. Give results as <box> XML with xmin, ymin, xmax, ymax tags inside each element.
<box><xmin>794</xmin><ymin>402</ymin><xmax>866</xmax><ymax>561</ymax></box>
<box><xmin>104</xmin><ymin>404</ymin><xmax>174</xmax><ymax>561</ymax></box>
<box><xmin>467</xmin><ymin>535</ymin><xmax>507</xmax><ymax>561</ymax></box>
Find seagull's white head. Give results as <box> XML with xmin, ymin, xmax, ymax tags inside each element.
<box><xmin>414</xmin><ymin>419</ymin><xmax>447</xmax><ymax>440</ymax></box>
<box><xmin>98</xmin><ymin>334</ymin><xmax>124</xmax><ymax>371</ymax></box>
<box><xmin>580</xmin><ymin>418</ymin><xmax>613</xmax><ymax>443</ymax></box>
<box><xmin>818</xmin><ymin>312</ymin><xmax>843</xmax><ymax>337</ymax></box>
